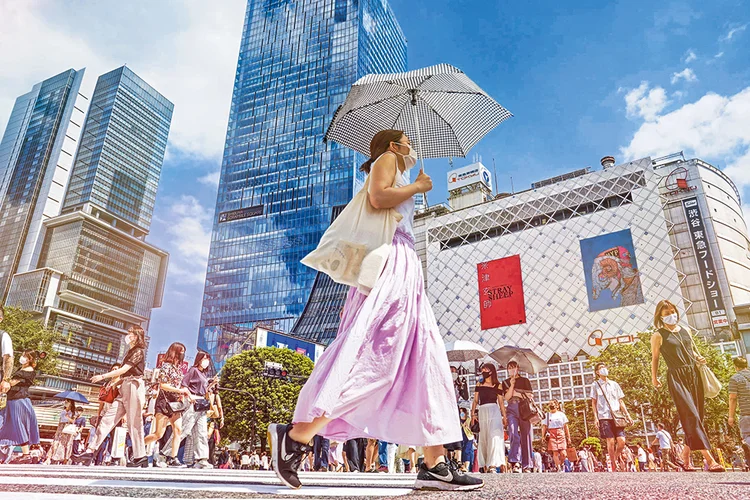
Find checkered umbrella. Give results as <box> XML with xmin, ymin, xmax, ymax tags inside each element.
<box><xmin>324</xmin><ymin>63</ymin><xmax>512</xmax><ymax>170</ymax></box>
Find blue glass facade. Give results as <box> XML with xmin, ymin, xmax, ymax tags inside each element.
<box><xmin>0</xmin><ymin>69</ymin><xmax>84</xmax><ymax>299</ymax></box>
<box><xmin>62</xmin><ymin>66</ymin><xmax>173</xmax><ymax>234</ymax></box>
<box><xmin>198</xmin><ymin>0</ymin><xmax>407</xmax><ymax>368</ymax></box>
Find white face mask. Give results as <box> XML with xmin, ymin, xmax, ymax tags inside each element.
<box><xmin>394</xmin><ymin>142</ymin><xmax>418</xmax><ymax>169</ymax></box>
<box><xmin>599</xmin><ymin>367</ymin><xmax>609</xmax><ymax>377</ymax></box>
<box><xmin>662</xmin><ymin>313</ymin><xmax>678</xmax><ymax>326</ymax></box>
<box><xmin>19</xmin><ymin>356</ymin><xmax>28</xmax><ymax>366</ymax></box>
<box><xmin>201</xmin><ymin>359</ymin><xmax>210</xmax><ymax>369</ymax></box>
<box><xmin>452</xmin><ymin>372</ymin><xmax>458</xmax><ymax>381</ymax></box>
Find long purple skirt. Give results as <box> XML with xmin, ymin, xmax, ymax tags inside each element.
<box><xmin>293</xmin><ymin>229</ymin><xmax>461</xmax><ymax>447</ymax></box>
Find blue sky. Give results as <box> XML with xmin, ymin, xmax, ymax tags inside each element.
<box><xmin>1</xmin><ymin>0</ymin><xmax>749</xmax><ymax>365</ymax></box>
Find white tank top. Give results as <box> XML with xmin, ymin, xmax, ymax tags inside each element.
<box><xmin>367</xmin><ymin>152</ymin><xmax>415</xmax><ymax>239</ymax></box>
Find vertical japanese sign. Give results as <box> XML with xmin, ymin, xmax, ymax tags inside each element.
<box><xmin>682</xmin><ymin>197</ymin><xmax>728</xmax><ymax>329</ymax></box>
<box><xmin>477</xmin><ymin>255</ymin><xmax>526</xmax><ymax>330</ymax></box>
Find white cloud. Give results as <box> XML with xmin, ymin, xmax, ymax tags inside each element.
<box><xmin>624</xmin><ymin>82</ymin><xmax>670</xmax><ymax>122</ymax></box>
<box><xmin>198</xmin><ymin>171</ymin><xmax>221</xmax><ymax>188</ymax></box>
<box><xmin>165</xmin><ymin>195</ymin><xmax>212</xmax><ymax>285</ymax></box>
<box><xmin>0</xmin><ymin>1</ymin><xmax>245</xmax><ymax>160</ymax></box>
<box><xmin>715</xmin><ymin>52</ymin><xmax>725</xmax><ymax>58</ymax></box>
<box><xmin>671</xmin><ymin>68</ymin><xmax>697</xmax><ymax>85</ymax></box>
<box><xmin>683</xmin><ymin>50</ymin><xmax>697</xmax><ymax>63</ymax></box>
<box><xmin>620</xmin><ymin>88</ymin><xmax>750</xmax><ymax>186</ymax></box>
<box><xmin>720</xmin><ymin>23</ymin><xmax>748</xmax><ymax>42</ymax></box>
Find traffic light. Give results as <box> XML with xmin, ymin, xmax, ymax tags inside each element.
<box><xmin>263</xmin><ymin>361</ymin><xmax>288</xmax><ymax>379</ymax></box>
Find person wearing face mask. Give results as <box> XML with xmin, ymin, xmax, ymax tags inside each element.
<box><xmin>503</xmin><ymin>361</ymin><xmax>535</xmax><ymax>473</ymax></box>
<box><xmin>650</xmin><ymin>299</ymin><xmax>725</xmax><ymax>472</ymax></box>
<box><xmin>269</xmin><ymin>130</ymin><xmax>482</xmax><ymax>492</ymax></box>
<box><xmin>74</xmin><ymin>326</ymin><xmax>148</xmax><ymax>467</ymax></box>
<box><xmin>470</xmin><ymin>363</ymin><xmax>505</xmax><ymax>472</ymax></box>
<box><xmin>458</xmin><ymin>407</ymin><xmax>474</xmax><ymax>472</ymax></box>
<box><xmin>590</xmin><ymin>362</ymin><xmax>633</xmax><ymax>471</ymax></box>
<box><xmin>0</xmin><ymin>350</ymin><xmax>41</xmax><ymax>464</ymax></box>
<box><xmin>157</xmin><ymin>351</ymin><xmax>214</xmax><ymax>469</ymax></box>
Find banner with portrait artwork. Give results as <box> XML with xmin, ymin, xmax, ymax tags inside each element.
<box><xmin>580</xmin><ymin>229</ymin><xmax>644</xmax><ymax>312</ymax></box>
<box><xmin>477</xmin><ymin>255</ymin><xmax>526</xmax><ymax>330</ymax></box>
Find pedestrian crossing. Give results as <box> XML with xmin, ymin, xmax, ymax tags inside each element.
<box><xmin>0</xmin><ymin>465</ymin><xmax>417</xmax><ymax>498</ymax></box>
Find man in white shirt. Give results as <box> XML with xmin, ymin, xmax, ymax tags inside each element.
<box><xmin>0</xmin><ymin>306</ymin><xmax>13</xmax><ymax>395</ymax></box>
<box><xmin>533</xmin><ymin>450</ymin><xmax>543</xmax><ymax>472</ymax></box>
<box><xmin>590</xmin><ymin>362</ymin><xmax>633</xmax><ymax>472</ymax></box>
<box><xmin>578</xmin><ymin>448</ymin><xmax>589</xmax><ymax>472</ymax></box>
<box><xmin>653</xmin><ymin>423</ymin><xmax>678</xmax><ymax>471</ymax></box>
<box><xmin>636</xmin><ymin>443</ymin><xmax>648</xmax><ymax>472</ymax></box>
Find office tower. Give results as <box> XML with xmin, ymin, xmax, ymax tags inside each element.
<box><xmin>198</xmin><ymin>0</ymin><xmax>407</xmax><ymax>368</ymax></box>
<box><xmin>0</xmin><ymin>69</ymin><xmax>86</xmax><ymax>299</ymax></box>
<box><xmin>5</xmin><ymin>66</ymin><xmax>172</xmax><ymax>390</ymax></box>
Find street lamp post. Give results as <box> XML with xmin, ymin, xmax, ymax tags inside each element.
<box><xmin>582</xmin><ymin>400</ymin><xmax>589</xmax><ymax>439</ymax></box>
<box><xmin>639</xmin><ymin>403</ymin><xmax>650</xmax><ymax>445</ymax></box>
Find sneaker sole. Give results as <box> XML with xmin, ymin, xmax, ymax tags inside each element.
<box><xmin>268</xmin><ymin>424</ymin><xmax>301</xmax><ymax>490</ymax></box>
<box><xmin>414</xmin><ymin>479</ymin><xmax>484</xmax><ymax>491</ymax></box>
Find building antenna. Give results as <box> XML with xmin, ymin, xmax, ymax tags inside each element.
<box><xmin>448</xmin><ymin>156</ymin><xmax>453</xmax><ymax>169</ymax></box>
<box><xmin>510</xmin><ymin>176</ymin><xmax>515</xmax><ymax>194</ymax></box>
<box><xmin>492</xmin><ymin>157</ymin><xmax>498</xmax><ymax>196</ymax></box>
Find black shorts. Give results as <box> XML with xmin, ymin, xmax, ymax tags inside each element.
<box><xmin>598</xmin><ymin>419</ymin><xmax>625</xmax><ymax>439</ymax></box>
<box><xmin>154</xmin><ymin>391</ymin><xmax>182</xmax><ymax>418</ymax></box>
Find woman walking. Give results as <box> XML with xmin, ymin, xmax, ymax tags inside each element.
<box><xmin>540</xmin><ymin>399</ymin><xmax>571</xmax><ymax>472</ymax></box>
<box><xmin>144</xmin><ymin>342</ymin><xmax>190</xmax><ymax>466</ymax></box>
<box><xmin>74</xmin><ymin>326</ymin><xmax>148</xmax><ymax>467</ymax></box>
<box><xmin>650</xmin><ymin>299</ymin><xmax>725</xmax><ymax>472</ymax></box>
<box><xmin>45</xmin><ymin>398</ymin><xmax>76</xmax><ymax>464</ymax></box>
<box><xmin>503</xmin><ymin>360</ymin><xmax>536</xmax><ymax>472</ymax></box>
<box><xmin>470</xmin><ymin>363</ymin><xmax>505</xmax><ymax>473</ymax></box>
<box><xmin>0</xmin><ymin>350</ymin><xmax>41</xmax><ymax>463</ymax></box>
<box><xmin>159</xmin><ymin>351</ymin><xmax>213</xmax><ymax>469</ymax></box>
<box><xmin>268</xmin><ymin>130</ymin><xmax>482</xmax><ymax>491</ymax></box>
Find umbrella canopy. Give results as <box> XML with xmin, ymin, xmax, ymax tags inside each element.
<box><xmin>53</xmin><ymin>390</ymin><xmax>90</xmax><ymax>404</ymax></box>
<box><xmin>444</xmin><ymin>339</ymin><xmax>490</xmax><ymax>362</ymax></box>
<box><xmin>325</xmin><ymin>63</ymin><xmax>512</xmax><ymax>168</ymax></box>
<box><xmin>489</xmin><ymin>346</ymin><xmax>548</xmax><ymax>374</ymax></box>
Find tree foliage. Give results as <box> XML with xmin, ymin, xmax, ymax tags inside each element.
<box><xmin>588</xmin><ymin>330</ymin><xmax>736</xmax><ymax>455</ymax></box>
<box><xmin>580</xmin><ymin>437</ymin><xmax>603</xmax><ymax>458</ymax></box>
<box><xmin>1</xmin><ymin>306</ymin><xmax>59</xmax><ymax>375</ymax></box>
<box><xmin>219</xmin><ymin>347</ymin><xmax>314</xmax><ymax>450</ymax></box>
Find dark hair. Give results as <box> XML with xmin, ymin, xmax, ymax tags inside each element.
<box><xmin>65</xmin><ymin>399</ymin><xmax>75</xmax><ymax>412</ymax></box>
<box><xmin>194</xmin><ymin>351</ymin><xmax>211</xmax><ymax>370</ymax></box>
<box><xmin>128</xmin><ymin>326</ymin><xmax>147</xmax><ymax>349</ymax></box>
<box><xmin>653</xmin><ymin>299</ymin><xmax>680</xmax><ymax>330</ymax></box>
<box><xmin>733</xmin><ymin>356</ymin><xmax>748</xmax><ymax>370</ymax></box>
<box><xmin>164</xmin><ymin>342</ymin><xmax>186</xmax><ymax>365</ymax></box>
<box><xmin>358</xmin><ymin>129</ymin><xmax>405</xmax><ymax>173</ymax></box>
<box><xmin>595</xmin><ymin>362</ymin><xmax>606</xmax><ymax>375</ymax></box>
<box><xmin>657</xmin><ymin>422</ymin><xmax>665</xmax><ymax>429</ymax></box>
<box><xmin>111</xmin><ymin>363</ymin><xmax>121</xmax><ymax>371</ymax></box>
<box><xmin>480</xmin><ymin>363</ymin><xmax>500</xmax><ymax>386</ymax></box>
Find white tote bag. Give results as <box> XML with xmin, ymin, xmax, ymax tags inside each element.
<box><xmin>110</xmin><ymin>426</ymin><xmax>127</xmax><ymax>459</ymax></box>
<box><xmin>301</xmin><ymin>170</ymin><xmax>402</xmax><ymax>295</ymax></box>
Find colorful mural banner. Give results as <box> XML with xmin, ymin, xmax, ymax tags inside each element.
<box><xmin>580</xmin><ymin>228</ymin><xmax>644</xmax><ymax>312</ymax></box>
<box><xmin>477</xmin><ymin>254</ymin><xmax>526</xmax><ymax>330</ymax></box>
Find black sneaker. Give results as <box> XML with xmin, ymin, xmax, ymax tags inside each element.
<box><xmin>167</xmin><ymin>457</ymin><xmax>185</xmax><ymax>468</ymax></box>
<box><xmin>71</xmin><ymin>451</ymin><xmax>94</xmax><ymax>466</ymax></box>
<box><xmin>268</xmin><ymin>423</ymin><xmax>312</xmax><ymax>489</ymax></box>
<box><xmin>414</xmin><ymin>461</ymin><xmax>484</xmax><ymax>491</ymax></box>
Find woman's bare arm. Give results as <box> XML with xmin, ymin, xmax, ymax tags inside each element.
<box><xmin>367</xmin><ymin>154</ymin><xmax>422</xmax><ymax>209</ymax></box>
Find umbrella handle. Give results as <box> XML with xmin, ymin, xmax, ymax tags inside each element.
<box><xmin>409</xmin><ymin>95</ymin><xmax>429</xmax><ymax>208</ymax></box>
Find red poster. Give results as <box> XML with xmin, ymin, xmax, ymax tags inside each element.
<box><xmin>477</xmin><ymin>255</ymin><xmax>526</xmax><ymax>330</ymax></box>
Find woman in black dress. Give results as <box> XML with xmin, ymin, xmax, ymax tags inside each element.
<box><xmin>650</xmin><ymin>299</ymin><xmax>724</xmax><ymax>472</ymax></box>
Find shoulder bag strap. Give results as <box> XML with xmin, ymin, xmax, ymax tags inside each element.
<box><xmin>596</xmin><ymin>380</ymin><xmax>617</xmax><ymax>416</ymax></box>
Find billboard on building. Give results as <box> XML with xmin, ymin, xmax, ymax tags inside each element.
<box><xmin>580</xmin><ymin>229</ymin><xmax>645</xmax><ymax>312</ymax></box>
<box><xmin>447</xmin><ymin>163</ymin><xmax>491</xmax><ymax>191</ymax></box>
<box><xmin>477</xmin><ymin>255</ymin><xmax>526</xmax><ymax>329</ymax></box>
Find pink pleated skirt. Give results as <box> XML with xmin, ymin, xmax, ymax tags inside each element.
<box><xmin>293</xmin><ymin>229</ymin><xmax>461</xmax><ymax>447</ymax></box>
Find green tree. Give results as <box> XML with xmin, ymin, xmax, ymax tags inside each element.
<box><xmin>588</xmin><ymin>330</ymin><xmax>733</xmax><ymax>452</ymax></box>
<box><xmin>219</xmin><ymin>347</ymin><xmax>314</xmax><ymax>450</ymax></box>
<box><xmin>580</xmin><ymin>437</ymin><xmax>602</xmax><ymax>458</ymax></box>
<box><xmin>1</xmin><ymin>306</ymin><xmax>59</xmax><ymax>375</ymax></box>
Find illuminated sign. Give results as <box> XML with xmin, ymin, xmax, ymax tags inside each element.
<box><xmin>448</xmin><ymin>163</ymin><xmax>492</xmax><ymax>191</ymax></box>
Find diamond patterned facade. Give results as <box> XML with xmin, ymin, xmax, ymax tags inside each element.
<box><xmin>426</xmin><ymin>157</ymin><xmax>688</xmax><ymax>361</ymax></box>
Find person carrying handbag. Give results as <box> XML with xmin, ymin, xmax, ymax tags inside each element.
<box><xmin>650</xmin><ymin>299</ymin><xmax>725</xmax><ymax>472</ymax></box>
<box><xmin>268</xmin><ymin>130</ymin><xmax>482</xmax><ymax>492</ymax></box>
<box><xmin>470</xmin><ymin>363</ymin><xmax>505</xmax><ymax>472</ymax></box>
<box><xmin>540</xmin><ymin>399</ymin><xmax>571</xmax><ymax>472</ymax></box>
<box><xmin>503</xmin><ymin>360</ymin><xmax>535</xmax><ymax>473</ymax></box>
<box><xmin>590</xmin><ymin>362</ymin><xmax>633</xmax><ymax>472</ymax></box>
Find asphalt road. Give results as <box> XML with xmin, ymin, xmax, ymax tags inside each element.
<box><xmin>0</xmin><ymin>465</ymin><xmax>749</xmax><ymax>499</ymax></box>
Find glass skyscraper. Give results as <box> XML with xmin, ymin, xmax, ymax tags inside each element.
<box><xmin>198</xmin><ymin>0</ymin><xmax>407</xmax><ymax>368</ymax></box>
<box><xmin>0</xmin><ymin>69</ymin><xmax>86</xmax><ymax>299</ymax></box>
<box><xmin>5</xmin><ymin>66</ymin><xmax>172</xmax><ymax>390</ymax></box>
<box><xmin>62</xmin><ymin>66</ymin><xmax>173</xmax><ymax>235</ymax></box>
